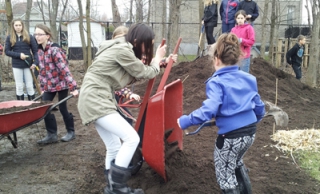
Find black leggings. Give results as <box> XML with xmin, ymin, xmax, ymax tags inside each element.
<box><xmin>42</xmin><ymin>89</ymin><xmax>70</xmax><ymax>119</ymax></box>
<box><xmin>205</xmin><ymin>25</ymin><xmax>215</xmax><ymax>45</ymax></box>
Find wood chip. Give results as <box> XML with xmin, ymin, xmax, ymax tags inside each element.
<box><xmin>271</xmin><ymin>129</ymin><xmax>320</xmax><ymax>152</ymax></box>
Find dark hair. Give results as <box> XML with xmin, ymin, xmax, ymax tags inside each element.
<box><xmin>35</xmin><ymin>24</ymin><xmax>53</xmax><ymax>41</ymax></box>
<box><xmin>213</xmin><ymin>33</ymin><xmax>242</xmax><ymax>65</ymax></box>
<box><xmin>125</xmin><ymin>23</ymin><xmax>155</xmax><ymax>65</ymax></box>
<box><xmin>234</xmin><ymin>10</ymin><xmax>247</xmax><ymax>22</ymax></box>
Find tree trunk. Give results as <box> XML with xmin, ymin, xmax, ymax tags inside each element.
<box><xmin>198</xmin><ymin>0</ymin><xmax>204</xmax><ymax>56</ymax></box>
<box><xmin>260</xmin><ymin>0</ymin><xmax>269</xmax><ymax>58</ymax></box>
<box><xmin>268</xmin><ymin>0</ymin><xmax>276</xmax><ymax>63</ymax></box>
<box><xmin>136</xmin><ymin>0</ymin><xmax>143</xmax><ymax>23</ymax></box>
<box><xmin>305</xmin><ymin>0</ymin><xmax>320</xmax><ymax>87</ymax></box>
<box><xmin>25</xmin><ymin>0</ymin><xmax>33</xmax><ymax>34</ymax></box>
<box><xmin>147</xmin><ymin>0</ymin><xmax>151</xmax><ymax>24</ymax></box>
<box><xmin>305</xmin><ymin>0</ymin><xmax>311</xmax><ymax>32</ymax></box>
<box><xmin>168</xmin><ymin>0</ymin><xmax>182</xmax><ymax>54</ymax></box>
<box><xmin>86</xmin><ymin>0</ymin><xmax>92</xmax><ymax>67</ymax></box>
<box><xmin>161</xmin><ymin>0</ymin><xmax>167</xmax><ymax>40</ymax></box>
<box><xmin>36</xmin><ymin>0</ymin><xmax>46</xmax><ymax>24</ymax></box>
<box><xmin>77</xmin><ymin>0</ymin><xmax>88</xmax><ymax>70</ymax></box>
<box><xmin>5</xmin><ymin>0</ymin><xmax>13</xmax><ymax>32</ymax></box>
<box><xmin>129</xmin><ymin>0</ymin><xmax>133</xmax><ymax>23</ymax></box>
<box><xmin>49</xmin><ymin>0</ymin><xmax>59</xmax><ymax>43</ymax></box>
<box><xmin>111</xmin><ymin>0</ymin><xmax>121</xmax><ymax>27</ymax></box>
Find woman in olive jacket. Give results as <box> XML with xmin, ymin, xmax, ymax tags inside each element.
<box><xmin>5</xmin><ymin>19</ymin><xmax>39</xmax><ymax>100</ymax></box>
<box><xmin>78</xmin><ymin>23</ymin><xmax>166</xmax><ymax>194</ymax></box>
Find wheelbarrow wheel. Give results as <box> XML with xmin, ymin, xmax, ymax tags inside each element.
<box><xmin>130</xmin><ymin>147</ymin><xmax>143</xmax><ymax>176</ymax></box>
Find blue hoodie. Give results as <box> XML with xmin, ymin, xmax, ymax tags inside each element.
<box><xmin>179</xmin><ymin>65</ymin><xmax>265</xmax><ymax>135</ymax></box>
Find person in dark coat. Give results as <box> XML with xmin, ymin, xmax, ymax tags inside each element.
<box><xmin>286</xmin><ymin>35</ymin><xmax>306</xmax><ymax>80</ymax></box>
<box><xmin>238</xmin><ymin>0</ymin><xmax>259</xmax><ymax>25</ymax></box>
<box><xmin>5</xmin><ymin>19</ymin><xmax>39</xmax><ymax>100</ymax></box>
<box><xmin>202</xmin><ymin>0</ymin><xmax>219</xmax><ymax>46</ymax></box>
<box><xmin>220</xmin><ymin>0</ymin><xmax>239</xmax><ymax>33</ymax></box>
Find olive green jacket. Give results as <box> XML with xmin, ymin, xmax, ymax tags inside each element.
<box><xmin>78</xmin><ymin>37</ymin><xmax>160</xmax><ymax>125</ymax></box>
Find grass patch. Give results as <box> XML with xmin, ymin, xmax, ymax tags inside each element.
<box><xmin>296</xmin><ymin>151</ymin><xmax>320</xmax><ymax>181</ymax></box>
<box><xmin>178</xmin><ymin>55</ymin><xmax>197</xmax><ymax>62</ymax></box>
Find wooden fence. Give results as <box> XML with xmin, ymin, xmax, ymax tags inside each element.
<box><xmin>273</xmin><ymin>38</ymin><xmax>310</xmax><ymax>68</ymax></box>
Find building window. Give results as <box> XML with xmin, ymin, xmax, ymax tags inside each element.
<box><xmin>287</xmin><ymin>5</ymin><xmax>295</xmax><ymax>25</ymax></box>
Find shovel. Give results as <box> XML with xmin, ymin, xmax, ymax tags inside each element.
<box><xmin>184</xmin><ymin>101</ymin><xmax>289</xmax><ymax>136</ymax></box>
<box><xmin>196</xmin><ymin>25</ymin><xmax>205</xmax><ymax>58</ymax></box>
<box><xmin>25</xmin><ymin>56</ymin><xmax>41</xmax><ymax>95</ymax></box>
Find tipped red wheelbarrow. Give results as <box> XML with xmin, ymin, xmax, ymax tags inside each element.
<box><xmin>118</xmin><ymin>38</ymin><xmax>183</xmax><ymax>182</ymax></box>
<box><xmin>0</xmin><ymin>95</ymin><xmax>74</xmax><ymax>148</ymax></box>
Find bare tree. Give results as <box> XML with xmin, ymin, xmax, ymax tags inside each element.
<box><xmin>198</xmin><ymin>0</ymin><xmax>204</xmax><ymax>56</ymax></box>
<box><xmin>305</xmin><ymin>0</ymin><xmax>320</xmax><ymax>87</ymax></box>
<box><xmin>76</xmin><ymin>0</ymin><xmax>88</xmax><ymax>70</ymax></box>
<box><xmin>25</xmin><ymin>0</ymin><xmax>33</xmax><ymax>34</ymax></box>
<box><xmin>86</xmin><ymin>0</ymin><xmax>92</xmax><ymax>67</ymax></box>
<box><xmin>147</xmin><ymin>0</ymin><xmax>151</xmax><ymax>24</ymax></box>
<box><xmin>36</xmin><ymin>0</ymin><xmax>46</xmax><ymax>24</ymax></box>
<box><xmin>136</xmin><ymin>0</ymin><xmax>143</xmax><ymax>23</ymax></box>
<box><xmin>129</xmin><ymin>0</ymin><xmax>133</xmax><ymax>23</ymax></box>
<box><xmin>305</xmin><ymin>0</ymin><xmax>312</xmax><ymax>30</ymax></box>
<box><xmin>161</xmin><ymin>0</ymin><xmax>167</xmax><ymax>39</ymax></box>
<box><xmin>268</xmin><ymin>0</ymin><xmax>276</xmax><ymax>61</ymax></box>
<box><xmin>5</xmin><ymin>0</ymin><xmax>13</xmax><ymax>32</ymax></box>
<box><xmin>168</xmin><ymin>0</ymin><xmax>182</xmax><ymax>54</ymax></box>
<box><xmin>111</xmin><ymin>0</ymin><xmax>121</xmax><ymax>27</ymax></box>
<box><xmin>260</xmin><ymin>0</ymin><xmax>269</xmax><ymax>58</ymax></box>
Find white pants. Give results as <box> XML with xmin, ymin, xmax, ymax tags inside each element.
<box><xmin>95</xmin><ymin>113</ymin><xmax>140</xmax><ymax>170</ymax></box>
<box><xmin>12</xmin><ymin>68</ymin><xmax>35</xmax><ymax>96</ymax></box>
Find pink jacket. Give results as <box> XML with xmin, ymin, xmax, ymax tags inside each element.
<box><xmin>231</xmin><ymin>23</ymin><xmax>255</xmax><ymax>58</ymax></box>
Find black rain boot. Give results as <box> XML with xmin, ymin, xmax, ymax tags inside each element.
<box><xmin>104</xmin><ymin>160</ymin><xmax>144</xmax><ymax>194</ymax></box>
<box><xmin>28</xmin><ymin>94</ymin><xmax>35</xmax><ymax>101</ymax></box>
<box><xmin>104</xmin><ymin>169</ymin><xmax>110</xmax><ymax>190</ymax></box>
<box><xmin>37</xmin><ymin>113</ymin><xmax>58</xmax><ymax>145</ymax></box>
<box><xmin>222</xmin><ymin>187</ymin><xmax>240</xmax><ymax>194</ymax></box>
<box><xmin>61</xmin><ymin>113</ymin><xmax>75</xmax><ymax>142</ymax></box>
<box><xmin>235</xmin><ymin>165</ymin><xmax>252</xmax><ymax>194</ymax></box>
<box><xmin>16</xmin><ymin>95</ymin><xmax>24</xmax><ymax>101</ymax></box>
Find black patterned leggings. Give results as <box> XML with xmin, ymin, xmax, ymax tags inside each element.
<box><xmin>214</xmin><ymin>134</ymin><xmax>255</xmax><ymax>190</ymax></box>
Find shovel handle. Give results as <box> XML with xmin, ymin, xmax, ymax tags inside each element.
<box><xmin>184</xmin><ymin>120</ymin><xmax>216</xmax><ymax>136</ymax></box>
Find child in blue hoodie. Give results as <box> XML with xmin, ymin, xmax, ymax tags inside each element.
<box><xmin>178</xmin><ymin>33</ymin><xmax>265</xmax><ymax>194</ymax></box>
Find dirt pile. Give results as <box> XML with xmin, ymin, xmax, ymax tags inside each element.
<box><xmin>1</xmin><ymin>56</ymin><xmax>320</xmax><ymax>194</ymax></box>
<box><xmin>128</xmin><ymin>56</ymin><xmax>320</xmax><ymax>193</ymax></box>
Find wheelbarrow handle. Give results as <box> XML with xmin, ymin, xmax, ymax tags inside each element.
<box><xmin>184</xmin><ymin>120</ymin><xmax>216</xmax><ymax>136</ymax></box>
<box><xmin>47</xmin><ymin>94</ymin><xmax>74</xmax><ymax>112</ymax></box>
<box><xmin>33</xmin><ymin>94</ymin><xmax>44</xmax><ymax>101</ymax></box>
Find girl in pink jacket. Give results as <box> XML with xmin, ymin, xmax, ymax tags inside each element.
<box><xmin>231</xmin><ymin>10</ymin><xmax>255</xmax><ymax>73</ymax></box>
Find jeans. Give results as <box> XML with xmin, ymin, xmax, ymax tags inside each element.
<box><xmin>12</xmin><ymin>68</ymin><xmax>35</xmax><ymax>96</ymax></box>
<box><xmin>292</xmin><ymin>63</ymin><xmax>302</xmax><ymax>80</ymax></box>
<box><xmin>95</xmin><ymin>113</ymin><xmax>140</xmax><ymax>170</ymax></box>
<box><xmin>239</xmin><ymin>58</ymin><xmax>251</xmax><ymax>73</ymax></box>
<box><xmin>205</xmin><ymin>25</ymin><xmax>216</xmax><ymax>44</ymax></box>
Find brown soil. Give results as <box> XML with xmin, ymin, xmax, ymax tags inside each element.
<box><xmin>0</xmin><ymin>102</ymin><xmax>51</xmax><ymax>114</ymax></box>
<box><xmin>1</xmin><ymin>56</ymin><xmax>320</xmax><ymax>194</ymax></box>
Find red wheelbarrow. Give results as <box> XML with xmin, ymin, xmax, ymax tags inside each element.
<box><xmin>118</xmin><ymin>38</ymin><xmax>183</xmax><ymax>181</ymax></box>
<box><xmin>0</xmin><ymin>95</ymin><xmax>74</xmax><ymax>148</ymax></box>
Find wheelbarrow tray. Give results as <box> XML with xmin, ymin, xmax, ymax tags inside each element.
<box><xmin>0</xmin><ymin>100</ymin><xmax>53</xmax><ymax>135</ymax></box>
